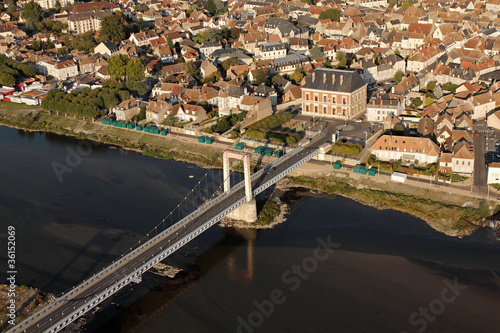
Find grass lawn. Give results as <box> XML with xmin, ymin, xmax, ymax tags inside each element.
<box><xmin>0</xmin><ymin>100</ymin><xmax>42</xmax><ymax>112</ymax></box>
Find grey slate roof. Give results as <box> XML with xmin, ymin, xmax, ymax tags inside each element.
<box><xmin>272</xmin><ymin>53</ymin><xmax>308</xmax><ymax>67</ymax></box>
<box><xmin>260</xmin><ymin>42</ymin><xmax>285</xmax><ymax>52</ymax></box>
<box><xmin>303</xmin><ymin>68</ymin><xmax>367</xmax><ymax>93</ymax></box>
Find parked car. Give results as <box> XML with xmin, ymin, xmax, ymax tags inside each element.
<box><xmin>475</xmin><ymin>130</ymin><xmax>479</xmax><ymax>136</ymax></box>
<box><xmin>354</xmin><ymin>119</ymin><xmax>362</xmax><ymax>123</ymax></box>
<box><xmin>495</xmin><ymin>140</ymin><xmax>500</xmax><ymax>148</ymax></box>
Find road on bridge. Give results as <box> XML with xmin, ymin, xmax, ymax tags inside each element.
<box><xmin>9</xmin><ymin>147</ymin><xmax>319</xmax><ymax>333</ymax></box>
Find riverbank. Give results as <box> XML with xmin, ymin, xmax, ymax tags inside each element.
<box><xmin>0</xmin><ymin>284</ymin><xmax>55</xmax><ymax>333</ymax></box>
<box><xmin>0</xmin><ymin>109</ymin><xmax>495</xmax><ymax>236</ymax></box>
<box><xmin>282</xmin><ymin>175</ymin><xmax>490</xmax><ymax>237</ymax></box>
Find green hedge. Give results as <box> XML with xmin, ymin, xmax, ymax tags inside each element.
<box><xmin>330</xmin><ymin>141</ymin><xmax>362</xmax><ymax>156</ymax></box>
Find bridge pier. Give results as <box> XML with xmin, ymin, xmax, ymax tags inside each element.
<box><xmin>223</xmin><ymin>150</ymin><xmax>257</xmax><ymax>223</ymax></box>
<box><xmin>227</xmin><ymin>199</ymin><xmax>257</xmax><ymax>223</ymax></box>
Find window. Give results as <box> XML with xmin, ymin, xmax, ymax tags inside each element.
<box><xmin>315</xmin><ymin>96</ymin><xmax>318</xmax><ymax>102</ymax></box>
<box><xmin>343</xmin><ymin>98</ymin><xmax>346</xmax><ymax>104</ymax></box>
<box><xmin>462</xmin><ymin>161</ymin><xmax>465</xmax><ymax>165</ymax></box>
<box><xmin>323</xmin><ymin>107</ymin><xmax>327</xmax><ymax>114</ymax></box>
<box><xmin>306</xmin><ymin>94</ymin><xmax>309</xmax><ymax>101</ymax></box>
<box><xmin>315</xmin><ymin>106</ymin><xmax>318</xmax><ymax>113</ymax></box>
<box><xmin>468</xmin><ymin>161</ymin><xmax>471</xmax><ymax>166</ymax></box>
<box><xmin>323</xmin><ymin>96</ymin><xmax>327</xmax><ymax>102</ymax></box>
<box><xmin>306</xmin><ymin>105</ymin><xmax>309</xmax><ymax>112</ymax></box>
<box><xmin>332</xmin><ymin>97</ymin><xmax>336</xmax><ymax>103</ymax></box>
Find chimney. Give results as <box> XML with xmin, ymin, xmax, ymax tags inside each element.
<box><xmin>312</xmin><ymin>72</ymin><xmax>315</xmax><ymax>81</ymax></box>
<box><xmin>332</xmin><ymin>74</ymin><xmax>336</xmax><ymax>85</ymax></box>
<box><xmin>380</xmin><ymin>99</ymin><xmax>383</xmax><ymax>107</ymax></box>
<box><xmin>340</xmin><ymin>75</ymin><xmax>344</xmax><ymax>85</ymax></box>
<box><xmin>372</xmin><ymin>99</ymin><xmax>376</xmax><ymax>106</ymax></box>
<box><xmin>323</xmin><ymin>72</ymin><xmax>326</xmax><ymax>83</ymax></box>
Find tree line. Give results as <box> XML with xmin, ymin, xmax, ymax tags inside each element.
<box><xmin>40</xmin><ymin>79</ymin><xmax>146</xmax><ymax>118</ymax></box>
<box><xmin>0</xmin><ymin>55</ymin><xmax>36</xmax><ymax>87</ymax></box>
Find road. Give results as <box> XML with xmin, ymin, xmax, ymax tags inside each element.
<box><xmin>473</xmin><ymin>120</ymin><xmax>487</xmax><ymax>187</ymax></box>
<box><xmin>9</xmin><ymin>147</ymin><xmax>319</xmax><ymax>333</ymax></box>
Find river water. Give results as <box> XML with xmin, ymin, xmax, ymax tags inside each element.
<box><xmin>1</xmin><ymin>127</ymin><xmax>500</xmax><ymax>333</ymax></box>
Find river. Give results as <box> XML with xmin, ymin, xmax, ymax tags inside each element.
<box><xmin>0</xmin><ymin>127</ymin><xmax>499</xmax><ymax>333</ymax></box>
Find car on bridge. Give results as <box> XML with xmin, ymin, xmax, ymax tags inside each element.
<box><xmin>266</xmin><ymin>166</ymin><xmax>276</xmax><ymax>174</ymax></box>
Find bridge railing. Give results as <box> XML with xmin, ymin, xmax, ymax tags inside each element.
<box><xmin>8</xmin><ymin>147</ymin><xmax>318</xmax><ymax>333</ymax></box>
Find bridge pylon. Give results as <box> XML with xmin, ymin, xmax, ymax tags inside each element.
<box><xmin>223</xmin><ymin>150</ymin><xmax>257</xmax><ymax>223</ymax></box>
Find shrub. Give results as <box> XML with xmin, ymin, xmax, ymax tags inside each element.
<box><xmin>330</xmin><ymin>141</ymin><xmax>362</xmax><ymax>156</ymax></box>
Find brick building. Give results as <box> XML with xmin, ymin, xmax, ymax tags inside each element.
<box><xmin>301</xmin><ymin>68</ymin><xmax>367</xmax><ymax>119</ymax></box>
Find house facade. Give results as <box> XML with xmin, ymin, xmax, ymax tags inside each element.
<box><xmin>370</xmin><ymin>135</ymin><xmax>440</xmax><ymax>164</ymax></box>
<box><xmin>301</xmin><ymin>68</ymin><xmax>367</xmax><ymax>120</ymax></box>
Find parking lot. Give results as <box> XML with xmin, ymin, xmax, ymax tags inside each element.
<box><xmin>484</xmin><ymin>127</ymin><xmax>500</xmax><ymax>165</ymax></box>
<box><xmin>293</xmin><ymin>115</ymin><xmax>383</xmax><ymax>144</ymax></box>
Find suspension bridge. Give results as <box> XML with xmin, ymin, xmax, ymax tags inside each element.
<box><xmin>8</xmin><ymin>144</ymin><xmax>321</xmax><ymax>333</ymax></box>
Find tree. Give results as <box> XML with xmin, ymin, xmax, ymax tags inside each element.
<box><xmin>309</xmin><ymin>44</ymin><xmax>324</xmax><ymax>60</ymax></box>
<box><xmin>222</xmin><ymin>57</ymin><xmax>240</xmax><ymax>71</ymax></box>
<box><xmin>401</xmin><ymin>1</ymin><xmax>413</xmax><ymax>10</ymax></box>
<box><xmin>204</xmin><ymin>0</ymin><xmax>217</xmax><ymax>16</ymax></box>
<box><xmin>107</xmin><ymin>54</ymin><xmax>129</xmax><ymax>80</ymax></box>
<box><xmin>203</xmin><ymin>71</ymin><xmax>221</xmax><ymax>83</ymax></box>
<box><xmin>290</xmin><ymin>65</ymin><xmax>304</xmax><ymax>84</ymax></box>
<box><xmin>54</xmin><ymin>0</ymin><xmax>61</xmax><ymax>12</ymax></box>
<box><xmin>213</xmin><ymin>0</ymin><xmax>226</xmax><ymax>15</ymax></box>
<box><xmin>102</xmin><ymin>93</ymin><xmax>118</xmax><ymax>110</ymax></box>
<box><xmin>394</xmin><ymin>70</ymin><xmax>403</xmax><ymax>83</ymax></box>
<box><xmin>424</xmin><ymin>96</ymin><xmax>434</xmax><ymax>106</ymax></box>
<box><xmin>393</xmin><ymin>123</ymin><xmax>404</xmax><ymax>133</ymax></box>
<box><xmin>215</xmin><ymin>116</ymin><xmax>231</xmax><ymax>133</ymax></box>
<box><xmin>7</xmin><ymin>0</ymin><xmax>16</xmax><ymax>18</ymax></box>
<box><xmin>167</xmin><ymin>36</ymin><xmax>173</xmax><ymax>49</ymax></box>
<box><xmin>32</xmin><ymin>40</ymin><xmax>40</xmax><ymax>51</ymax></box>
<box><xmin>388</xmin><ymin>0</ymin><xmax>397</xmax><ymax>8</ymax></box>
<box><xmin>338</xmin><ymin>57</ymin><xmax>347</xmax><ymax>69</ymax></box>
<box><xmin>163</xmin><ymin>115</ymin><xmax>178</xmax><ymax>126</ymax></box>
<box><xmin>186</xmin><ymin>61</ymin><xmax>200</xmax><ymax>80</ymax></box>
<box><xmin>253</xmin><ymin>68</ymin><xmax>267</xmax><ymax>85</ymax></box>
<box><xmin>126</xmin><ymin>58</ymin><xmax>145</xmax><ymax>81</ymax></box>
<box><xmin>335</xmin><ymin>51</ymin><xmax>346</xmax><ymax>65</ymax></box>
<box><xmin>0</xmin><ymin>73</ymin><xmax>15</xmax><ymax>86</ymax></box>
<box><xmin>323</xmin><ymin>59</ymin><xmax>332</xmax><ymax>68</ymax></box>
<box><xmin>23</xmin><ymin>0</ymin><xmax>43</xmax><ymax>31</ymax></box>
<box><xmin>271</xmin><ymin>75</ymin><xmax>283</xmax><ymax>83</ymax></box>
<box><xmin>318</xmin><ymin>9</ymin><xmax>340</xmax><ymax>21</ymax></box>
<box><xmin>426</xmin><ymin>81</ymin><xmax>436</xmax><ymax>92</ymax></box>
<box><xmin>45</xmin><ymin>38</ymin><xmax>54</xmax><ymax>49</ymax></box>
<box><xmin>99</xmin><ymin>13</ymin><xmax>126</xmax><ymax>42</ymax></box>
<box><xmin>137</xmin><ymin>107</ymin><xmax>146</xmax><ymax>120</ymax></box>
<box><xmin>409</xmin><ymin>98</ymin><xmax>423</xmax><ymax>108</ymax></box>
<box><xmin>373</xmin><ymin>53</ymin><xmax>381</xmax><ymax>65</ymax></box>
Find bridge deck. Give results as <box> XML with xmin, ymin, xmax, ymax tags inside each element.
<box><xmin>8</xmin><ymin>147</ymin><xmax>320</xmax><ymax>333</ymax></box>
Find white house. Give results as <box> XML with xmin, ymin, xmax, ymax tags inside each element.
<box><xmin>487</xmin><ymin>162</ymin><xmax>500</xmax><ymax>184</ymax></box>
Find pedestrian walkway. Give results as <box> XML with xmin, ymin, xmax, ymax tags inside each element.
<box><xmin>291</xmin><ymin>159</ymin><xmax>500</xmax><ymax>201</ymax></box>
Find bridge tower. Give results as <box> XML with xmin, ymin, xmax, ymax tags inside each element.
<box><xmin>223</xmin><ymin>150</ymin><xmax>257</xmax><ymax>223</ymax></box>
